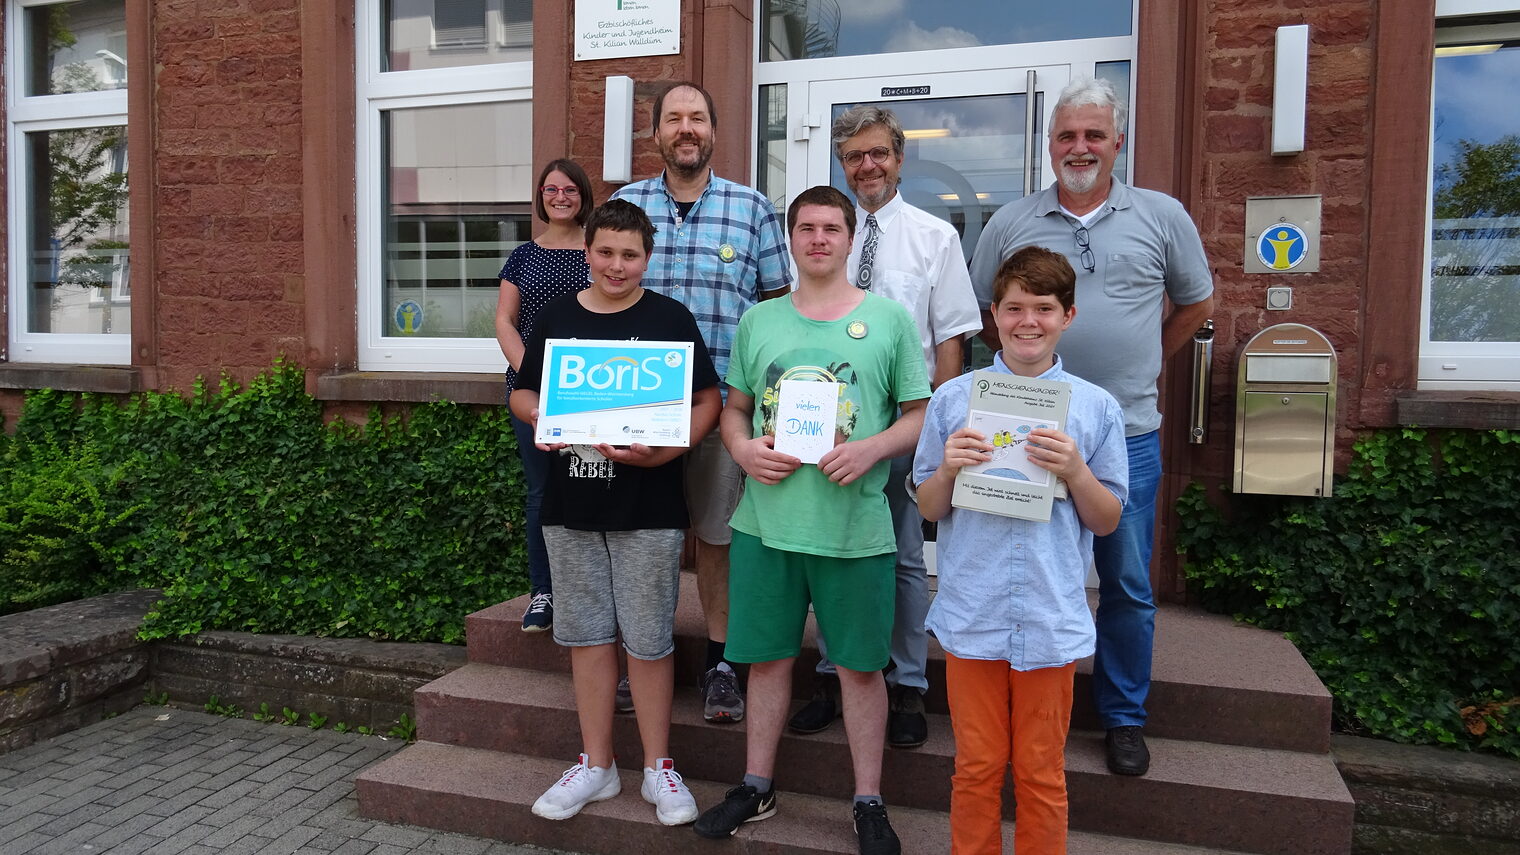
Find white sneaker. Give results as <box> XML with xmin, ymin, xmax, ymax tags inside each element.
<box><xmin>531</xmin><ymin>754</ymin><xmax>621</xmax><ymax>820</ymax></box>
<box><xmin>641</xmin><ymin>758</ymin><xmax>698</xmax><ymax>826</ymax></box>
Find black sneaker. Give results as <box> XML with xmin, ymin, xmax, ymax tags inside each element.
<box><xmin>693</xmin><ymin>784</ymin><xmax>776</xmax><ymax>838</ymax></box>
<box><xmin>1105</xmin><ymin>725</ymin><xmax>1150</xmax><ymax>776</ymax></box>
<box><xmin>853</xmin><ymin>799</ymin><xmax>901</xmax><ymax>855</ymax></box>
<box><xmin>787</xmin><ymin>674</ymin><xmax>840</xmax><ymax>734</ymax></box>
<box><xmin>521</xmin><ymin>590</ymin><xmax>553</xmax><ymax>632</ymax></box>
<box><xmin>886</xmin><ymin>685</ymin><xmax>927</xmax><ymax>749</ymax></box>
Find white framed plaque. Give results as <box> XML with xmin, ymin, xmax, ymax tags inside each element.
<box><xmin>574</xmin><ymin>1</ymin><xmax>680</xmax><ymax>62</ymax></box>
<box><xmin>535</xmin><ymin>339</ymin><xmax>694</xmax><ymax>447</ymax></box>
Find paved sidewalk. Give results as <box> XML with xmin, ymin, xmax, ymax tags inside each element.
<box><xmin>0</xmin><ymin>707</ymin><xmax>578</xmax><ymax>855</ymax></box>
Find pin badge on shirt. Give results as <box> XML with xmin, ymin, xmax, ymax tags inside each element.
<box><xmin>718</xmin><ymin>243</ymin><xmax>737</xmax><ymax>263</ymax></box>
<box><xmin>847</xmin><ymin>320</ymin><xmax>868</xmax><ymax>339</ymax></box>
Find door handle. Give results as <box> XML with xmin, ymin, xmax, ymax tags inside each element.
<box><xmin>1023</xmin><ymin>70</ymin><xmax>1038</xmax><ymax>197</ymax></box>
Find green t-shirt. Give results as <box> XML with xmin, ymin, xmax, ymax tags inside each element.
<box><xmin>726</xmin><ymin>293</ymin><xmax>931</xmax><ymax>558</ymax></box>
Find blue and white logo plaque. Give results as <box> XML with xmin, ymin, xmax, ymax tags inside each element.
<box><xmin>1255</xmin><ymin>222</ymin><xmax>1309</xmax><ymax>271</ymax></box>
<box><xmin>536</xmin><ymin>339</ymin><xmax>694</xmax><ymax>447</ymax></box>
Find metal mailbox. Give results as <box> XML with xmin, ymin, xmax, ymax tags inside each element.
<box><xmin>1233</xmin><ymin>323</ymin><xmax>1336</xmax><ymax>497</ymax></box>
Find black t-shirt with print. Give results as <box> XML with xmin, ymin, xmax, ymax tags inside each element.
<box><xmin>516</xmin><ymin>290</ymin><xmax>718</xmax><ymax>531</ymax></box>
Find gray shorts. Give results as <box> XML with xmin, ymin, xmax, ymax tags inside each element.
<box><xmin>683</xmin><ymin>431</ymin><xmax>744</xmax><ymax>545</ymax></box>
<box><xmin>542</xmin><ymin>527</ymin><xmax>684</xmax><ymax>660</ymax></box>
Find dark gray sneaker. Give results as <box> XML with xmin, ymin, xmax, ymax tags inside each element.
<box><xmin>853</xmin><ymin>799</ymin><xmax>901</xmax><ymax>855</ymax></box>
<box><xmin>693</xmin><ymin>784</ymin><xmax>776</xmax><ymax>838</ymax></box>
<box><xmin>702</xmin><ymin>664</ymin><xmax>745</xmax><ymax>723</ymax></box>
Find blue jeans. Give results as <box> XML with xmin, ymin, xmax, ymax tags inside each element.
<box><xmin>511</xmin><ymin>412</ymin><xmax>552</xmax><ymax>594</ymax></box>
<box><xmin>1092</xmin><ymin>430</ymin><xmax>1161</xmax><ymax>729</ymax></box>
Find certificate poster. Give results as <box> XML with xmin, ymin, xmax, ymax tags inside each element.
<box><xmin>772</xmin><ymin>379</ymin><xmax>840</xmax><ymax>464</ymax></box>
<box><xmin>536</xmin><ymin>339</ymin><xmax>694</xmax><ymax>447</ymax></box>
<box><xmin>951</xmin><ymin>370</ymin><xmax>1071</xmax><ymax>522</ymax></box>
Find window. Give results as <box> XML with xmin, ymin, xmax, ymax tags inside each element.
<box><xmin>760</xmin><ymin>0</ymin><xmax>1131</xmax><ymax>62</ymax></box>
<box><xmin>5</xmin><ymin>0</ymin><xmax>130</xmax><ymax>365</ymax></box>
<box><xmin>1422</xmin><ymin>3</ymin><xmax>1520</xmax><ymax>388</ymax></box>
<box><xmin>358</xmin><ymin>1</ymin><xmax>533</xmax><ymax>371</ymax></box>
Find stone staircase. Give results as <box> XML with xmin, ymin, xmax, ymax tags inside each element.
<box><xmin>357</xmin><ymin>574</ymin><xmax>1355</xmax><ymax>854</ymax></box>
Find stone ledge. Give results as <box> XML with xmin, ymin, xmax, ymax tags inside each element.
<box><xmin>1396</xmin><ymin>390</ymin><xmax>1520</xmax><ymax>430</ymax></box>
<box><xmin>1333</xmin><ymin>733</ymin><xmax>1520</xmax><ymax>799</ymax></box>
<box><xmin>172</xmin><ymin>631</ymin><xmax>465</xmax><ymax>678</ymax></box>
<box><xmin>0</xmin><ymin>363</ymin><xmax>141</xmax><ymax>394</ymax></box>
<box><xmin>150</xmin><ymin>632</ymin><xmax>466</xmax><ymax>730</ymax></box>
<box><xmin>0</xmin><ymin>589</ymin><xmax>161</xmax><ymax>683</ymax></box>
<box><xmin>1334</xmin><ymin>733</ymin><xmax>1520</xmax><ymax>853</ymax></box>
<box><xmin>0</xmin><ymin>590</ymin><xmax>160</xmax><ymax>753</ymax></box>
<box><xmin>316</xmin><ymin>371</ymin><xmax>504</xmax><ymax>406</ymax></box>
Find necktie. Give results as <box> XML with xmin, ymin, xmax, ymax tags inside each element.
<box><xmin>857</xmin><ymin>214</ymin><xmax>880</xmax><ymax>290</ymax></box>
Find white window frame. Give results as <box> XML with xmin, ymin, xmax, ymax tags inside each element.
<box><xmin>355</xmin><ymin>2</ymin><xmax>531</xmax><ymax>372</ymax></box>
<box><xmin>1419</xmin><ymin>7</ymin><xmax>1520</xmax><ymax>389</ymax></box>
<box><xmin>750</xmin><ymin>3</ymin><xmax>1139</xmax><ymax>190</ymax></box>
<box><xmin>5</xmin><ymin>0</ymin><xmax>130</xmax><ymax>365</ymax></box>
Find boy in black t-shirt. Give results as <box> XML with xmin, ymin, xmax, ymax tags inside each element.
<box><xmin>511</xmin><ymin>200</ymin><xmax>722</xmax><ymax>826</ymax></box>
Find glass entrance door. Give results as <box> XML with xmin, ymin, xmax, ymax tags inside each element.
<box><xmin>794</xmin><ymin>66</ymin><xmax>1069</xmax><ymax>263</ymax></box>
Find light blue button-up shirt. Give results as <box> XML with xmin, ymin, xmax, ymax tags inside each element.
<box><xmin>913</xmin><ymin>354</ymin><xmax>1129</xmax><ymax>669</ymax></box>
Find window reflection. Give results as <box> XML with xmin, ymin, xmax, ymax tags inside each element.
<box><xmin>25</xmin><ymin>0</ymin><xmax>128</xmax><ymax>96</ymax></box>
<box><xmin>384</xmin><ymin>0</ymin><xmax>532</xmax><ymax>72</ymax></box>
<box><xmin>763</xmin><ymin>0</ymin><xmax>1132</xmax><ymax>62</ymax></box>
<box><xmin>1429</xmin><ymin>35</ymin><xmax>1520</xmax><ymax>343</ymax></box>
<box><xmin>1095</xmin><ymin>60</ymin><xmax>1131</xmax><ymax>183</ymax></box>
<box><xmin>382</xmin><ymin>102</ymin><xmax>533</xmax><ymax>339</ymax></box>
<box><xmin>26</xmin><ymin>127</ymin><xmax>130</xmax><ymax>335</ymax></box>
<box><xmin>756</xmin><ymin>85</ymin><xmax>789</xmax><ymax>212</ymax></box>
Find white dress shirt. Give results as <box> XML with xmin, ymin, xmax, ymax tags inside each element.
<box><xmin>847</xmin><ymin>193</ymin><xmax>983</xmax><ymax>379</ymax></box>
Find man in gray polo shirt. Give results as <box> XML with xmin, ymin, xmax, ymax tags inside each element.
<box><xmin>969</xmin><ymin>75</ymin><xmax>1214</xmax><ymax>778</ymax></box>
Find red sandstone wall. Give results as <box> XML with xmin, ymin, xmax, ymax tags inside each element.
<box><xmin>152</xmin><ymin>0</ymin><xmax>307</xmax><ymax>393</ymax></box>
<box><xmin>555</xmin><ymin>4</ymin><xmax>751</xmax><ymax>214</ymax></box>
<box><xmin>1185</xmin><ymin>0</ymin><xmax>1378</xmax><ymax>482</ymax></box>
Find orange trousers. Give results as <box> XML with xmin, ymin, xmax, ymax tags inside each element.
<box><xmin>944</xmin><ymin>653</ymin><xmax>1076</xmax><ymax>855</ymax></box>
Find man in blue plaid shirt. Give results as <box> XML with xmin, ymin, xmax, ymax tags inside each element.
<box><xmin>613</xmin><ymin>81</ymin><xmax>792</xmax><ymax>725</ymax></box>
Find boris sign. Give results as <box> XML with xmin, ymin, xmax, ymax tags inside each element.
<box><xmin>536</xmin><ymin>339</ymin><xmax>695</xmax><ymax>447</ymax></box>
<box><xmin>574</xmin><ymin>1</ymin><xmax>680</xmax><ymax>62</ymax></box>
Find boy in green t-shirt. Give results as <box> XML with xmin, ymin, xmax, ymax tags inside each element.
<box><xmin>692</xmin><ymin>186</ymin><xmax>930</xmax><ymax>855</ymax></box>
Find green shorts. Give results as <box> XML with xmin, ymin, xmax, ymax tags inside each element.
<box><xmin>725</xmin><ymin>530</ymin><xmax>895</xmax><ymax>673</ymax></box>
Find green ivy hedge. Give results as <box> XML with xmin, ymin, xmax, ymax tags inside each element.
<box><xmin>1177</xmin><ymin>427</ymin><xmax>1519</xmax><ymax>759</ymax></box>
<box><xmin>0</xmin><ymin>363</ymin><xmax>528</xmax><ymax>643</ymax></box>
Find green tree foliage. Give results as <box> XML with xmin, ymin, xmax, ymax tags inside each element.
<box><xmin>0</xmin><ymin>363</ymin><xmax>529</xmax><ymax>641</ymax></box>
<box><xmin>1434</xmin><ymin>135</ymin><xmax>1520</xmax><ymax>219</ymax></box>
<box><xmin>1177</xmin><ymin>428</ymin><xmax>1520</xmax><ymax>759</ymax></box>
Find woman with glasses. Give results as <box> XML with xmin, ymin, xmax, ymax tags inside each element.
<box><xmin>495</xmin><ymin>159</ymin><xmax>596</xmax><ymax>632</ymax></box>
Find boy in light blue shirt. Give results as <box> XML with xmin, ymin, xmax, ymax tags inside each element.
<box><xmin>912</xmin><ymin>246</ymin><xmax>1128</xmax><ymax>854</ymax></box>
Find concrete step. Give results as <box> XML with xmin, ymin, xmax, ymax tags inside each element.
<box><xmin>357</xmin><ymin>740</ymin><xmax>1260</xmax><ymax>855</ymax></box>
<box><xmin>408</xmin><ymin>662</ymin><xmax>1354</xmax><ymax>855</ymax></box>
<box><xmin>467</xmin><ymin>574</ymin><xmax>1334</xmax><ymax>753</ymax></box>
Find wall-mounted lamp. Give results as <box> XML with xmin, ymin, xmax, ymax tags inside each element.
<box><xmin>603</xmin><ymin>75</ymin><xmax>634</xmax><ymax>184</ymax></box>
<box><xmin>1272</xmin><ymin>24</ymin><xmax>1309</xmax><ymax>156</ymax></box>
